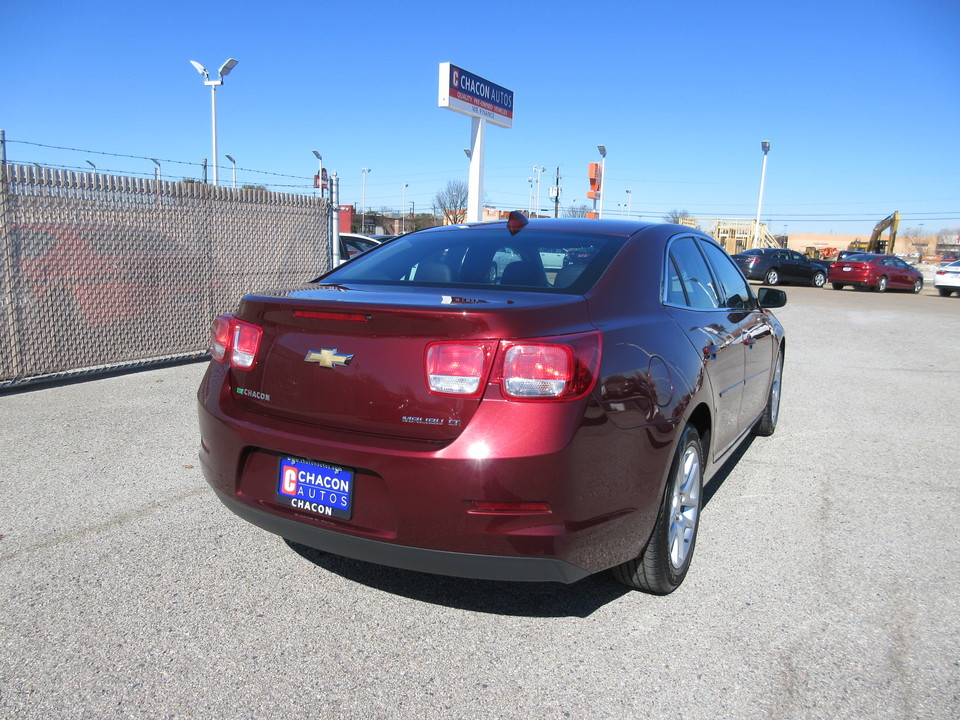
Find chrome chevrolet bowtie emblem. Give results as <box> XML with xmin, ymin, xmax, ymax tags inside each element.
<box><xmin>304</xmin><ymin>348</ymin><xmax>354</xmax><ymax>369</ymax></box>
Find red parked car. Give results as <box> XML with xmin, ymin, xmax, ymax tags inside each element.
<box><xmin>828</xmin><ymin>253</ymin><xmax>923</xmax><ymax>293</ymax></box>
<box><xmin>198</xmin><ymin>215</ymin><xmax>787</xmax><ymax>594</ymax></box>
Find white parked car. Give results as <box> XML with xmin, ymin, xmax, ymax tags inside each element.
<box><xmin>934</xmin><ymin>260</ymin><xmax>960</xmax><ymax>297</ymax></box>
<box><xmin>339</xmin><ymin>233</ymin><xmax>381</xmax><ymax>262</ymax></box>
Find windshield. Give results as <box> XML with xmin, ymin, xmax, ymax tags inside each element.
<box><xmin>319</xmin><ymin>226</ymin><xmax>627</xmax><ymax>293</ymax></box>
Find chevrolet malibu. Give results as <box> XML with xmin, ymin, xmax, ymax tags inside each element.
<box><xmin>198</xmin><ymin>215</ymin><xmax>787</xmax><ymax>594</ymax></box>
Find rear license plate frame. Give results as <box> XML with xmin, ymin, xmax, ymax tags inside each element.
<box><xmin>276</xmin><ymin>456</ymin><xmax>354</xmax><ymax>520</ymax></box>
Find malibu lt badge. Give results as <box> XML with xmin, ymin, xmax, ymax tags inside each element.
<box><xmin>304</xmin><ymin>348</ymin><xmax>354</xmax><ymax>369</ymax></box>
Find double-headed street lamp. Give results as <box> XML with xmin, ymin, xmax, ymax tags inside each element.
<box><xmin>189</xmin><ymin>58</ymin><xmax>239</xmax><ymax>186</ymax></box>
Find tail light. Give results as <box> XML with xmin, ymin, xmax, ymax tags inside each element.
<box><xmin>426</xmin><ymin>332</ymin><xmax>601</xmax><ymax>401</ymax></box>
<box><xmin>209</xmin><ymin>314</ymin><xmax>263</xmax><ymax>370</ymax></box>
<box><xmin>425</xmin><ymin>342</ymin><xmax>496</xmax><ymax>396</ymax></box>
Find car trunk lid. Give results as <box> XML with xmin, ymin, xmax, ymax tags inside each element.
<box><xmin>226</xmin><ymin>283</ymin><xmax>592</xmax><ymax>441</ymax></box>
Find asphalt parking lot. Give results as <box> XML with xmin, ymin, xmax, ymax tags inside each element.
<box><xmin>1</xmin><ymin>283</ymin><xmax>958</xmax><ymax>720</ymax></box>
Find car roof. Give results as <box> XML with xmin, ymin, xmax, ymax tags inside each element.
<box><xmin>418</xmin><ymin>216</ymin><xmax>663</xmax><ymax>238</ymax></box>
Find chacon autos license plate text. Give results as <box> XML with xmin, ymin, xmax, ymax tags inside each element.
<box><xmin>276</xmin><ymin>457</ymin><xmax>353</xmax><ymax>520</ymax></box>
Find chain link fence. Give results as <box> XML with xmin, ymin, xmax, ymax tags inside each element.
<box><xmin>0</xmin><ymin>164</ymin><xmax>330</xmax><ymax>388</ymax></box>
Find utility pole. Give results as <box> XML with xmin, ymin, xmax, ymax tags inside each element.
<box><xmin>553</xmin><ymin>166</ymin><xmax>561</xmax><ymax>218</ymax></box>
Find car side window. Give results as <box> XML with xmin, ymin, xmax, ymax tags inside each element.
<box><xmin>667</xmin><ymin>236</ymin><xmax>720</xmax><ymax>309</ymax></box>
<box><xmin>699</xmin><ymin>240</ymin><xmax>752</xmax><ymax>310</ymax></box>
<box><xmin>665</xmin><ymin>256</ymin><xmax>688</xmax><ymax>305</ymax></box>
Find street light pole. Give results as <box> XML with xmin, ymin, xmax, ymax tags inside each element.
<box><xmin>361</xmin><ymin>167</ymin><xmax>371</xmax><ymax>234</ymax></box>
<box><xmin>189</xmin><ymin>58</ymin><xmax>238</xmax><ymax>187</ymax></box>
<box><xmin>402</xmin><ymin>183</ymin><xmax>408</xmax><ymax>232</ymax></box>
<box><xmin>597</xmin><ymin>145</ymin><xmax>607</xmax><ymax>219</ymax></box>
<box><xmin>752</xmin><ymin>141</ymin><xmax>771</xmax><ymax>248</ymax></box>
<box><xmin>312</xmin><ymin>150</ymin><xmax>323</xmax><ymax>198</ymax></box>
<box><xmin>532</xmin><ymin>165</ymin><xmax>545</xmax><ymax>217</ymax></box>
<box><xmin>150</xmin><ymin>158</ymin><xmax>161</xmax><ymax>183</ymax></box>
<box><xmin>225</xmin><ymin>154</ymin><xmax>236</xmax><ymax>188</ymax></box>
<box><xmin>626</xmin><ymin>188</ymin><xmax>632</xmax><ymax>219</ymax></box>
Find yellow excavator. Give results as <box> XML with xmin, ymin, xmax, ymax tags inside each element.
<box><xmin>848</xmin><ymin>212</ymin><xmax>900</xmax><ymax>255</ymax></box>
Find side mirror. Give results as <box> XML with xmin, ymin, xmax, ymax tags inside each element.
<box><xmin>757</xmin><ymin>287</ymin><xmax>787</xmax><ymax>309</ymax></box>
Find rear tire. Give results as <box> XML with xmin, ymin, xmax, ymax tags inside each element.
<box><xmin>939</xmin><ymin>287</ymin><xmax>953</xmax><ymax>297</ymax></box>
<box><xmin>831</xmin><ymin>283</ymin><xmax>844</xmax><ymax>290</ymax></box>
<box><xmin>764</xmin><ymin>268</ymin><xmax>780</xmax><ymax>286</ymax></box>
<box><xmin>874</xmin><ymin>275</ymin><xmax>888</xmax><ymax>293</ymax></box>
<box><xmin>612</xmin><ymin>425</ymin><xmax>702</xmax><ymax>594</ymax></box>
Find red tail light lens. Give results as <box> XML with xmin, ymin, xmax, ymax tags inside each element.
<box><xmin>425</xmin><ymin>342</ymin><xmax>496</xmax><ymax>395</ymax></box>
<box><xmin>502</xmin><ymin>344</ymin><xmax>571</xmax><ymax>397</ymax></box>
<box><xmin>231</xmin><ymin>321</ymin><xmax>262</xmax><ymax>369</ymax></box>
<box><xmin>468</xmin><ymin>501</ymin><xmax>552</xmax><ymax>515</ymax></box>
<box><xmin>209</xmin><ymin>315</ymin><xmax>263</xmax><ymax>370</ymax></box>
<box><xmin>210</xmin><ymin>315</ymin><xmax>232</xmax><ymax>362</ymax></box>
<box><xmin>425</xmin><ymin>333</ymin><xmax>600</xmax><ymax>401</ymax></box>
<box><xmin>499</xmin><ymin>331</ymin><xmax>601</xmax><ymax>400</ymax></box>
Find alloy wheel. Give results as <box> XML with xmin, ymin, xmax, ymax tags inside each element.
<box><xmin>668</xmin><ymin>443</ymin><xmax>701</xmax><ymax>570</ymax></box>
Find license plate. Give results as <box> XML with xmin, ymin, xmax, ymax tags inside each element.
<box><xmin>276</xmin><ymin>457</ymin><xmax>353</xmax><ymax>520</ymax></box>
<box><xmin>842</xmin><ymin>267</ymin><xmax>852</xmax><ymax>272</ymax></box>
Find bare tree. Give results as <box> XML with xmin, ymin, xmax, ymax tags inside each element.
<box><xmin>663</xmin><ymin>209</ymin><xmax>692</xmax><ymax>224</ymax></box>
<box><xmin>434</xmin><ymin>180</ymin><xmax>469</xmax><ymax>225</ymax></box>
<box><xmin>564</xmin><ymin>203</ymin><xmax>591</xmax><ymax>218</ymax></box>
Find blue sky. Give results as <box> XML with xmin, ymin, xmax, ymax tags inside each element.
<box><xmin>3</xmin><ymin>0</ymin><xmax>958</xmax><ymax>236</ymax></box>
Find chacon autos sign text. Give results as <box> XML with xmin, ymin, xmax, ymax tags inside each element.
<box><xmin>438</xmin><ymin>63</ymin><xmax>514</xmax><ymax>129</ymax></box>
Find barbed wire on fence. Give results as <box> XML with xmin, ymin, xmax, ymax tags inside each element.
<box><xmin>2</xmin><ymin>138</ymin><xmax>317</xmax><ymax>191</ymax></box>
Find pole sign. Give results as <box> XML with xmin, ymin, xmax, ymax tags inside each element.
<box><xmin>438</xmin><ymin>63</ymin><xmax>514</xmax><ymax>129</ymax></box>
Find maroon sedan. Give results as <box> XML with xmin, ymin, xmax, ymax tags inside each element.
<box><xmin>198</xmin><ymin>215</ymin><xmax>787</xmax><ymax>594</ymax></box>
<box><xmin>828</xmin><ymin>253</ymin><xmax>924</xmax><ymax>293</ymax></box>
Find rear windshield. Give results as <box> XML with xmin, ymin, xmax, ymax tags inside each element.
<box><xmin>319</xmin><ymin>226</ymin><xmax>627</xmax><ymax>293</ymax></box>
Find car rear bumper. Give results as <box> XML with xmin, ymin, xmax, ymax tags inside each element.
<box><xmin>198</xmin><ymin>365</ymin><xmax>668</xmax><ymax>583</ymax></box>
<box><xmin>212</xmin><ymin>488</ymin><xmax>591</xmax><ymax>583</ymax></box>
<box><xmin>830</xmin><ymin>271</ymin><xmax>872</xmax><ymax>285</ymax></box>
